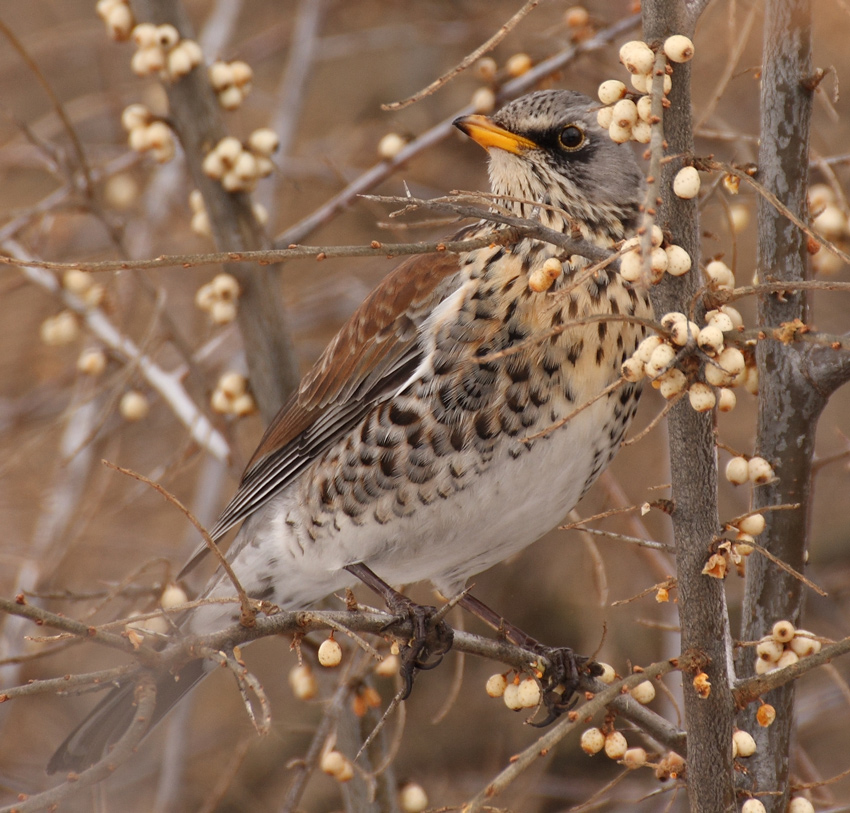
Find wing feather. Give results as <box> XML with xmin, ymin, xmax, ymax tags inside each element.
<box><xmin>179</xmin><ymin>251</ymin><xmax>462</xmax><ymax>577</ymax></box>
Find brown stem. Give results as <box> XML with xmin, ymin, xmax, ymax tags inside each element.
<box><xmin>642</xmin><ymin>2</ymin><xmax>735</xmax><ymax>810</ymax></box>
<box><xmin>130</xmin><ymin>0</ymin><xmax>300</xmax><ymax>421</ymax></box>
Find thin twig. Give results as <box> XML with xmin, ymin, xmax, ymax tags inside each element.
<box><xmin>383</xmin><ymin>0</ymin><xmax>540</xmax><ymax>110</ymax></box>
<box><xmin>102</xmin><ymin>460</ymin><xmax>257</xmax><ymax>625</ymax></box>
<box><xmin>521</xmin><ymin>377</ymin><xmax>626</xmax><ymax>442</ymax></box>
<box><xmin>746</xmin><ymin>539</ymin><xmax>827</xmax><ymax>598</ymax></box>
<box><xmin>273</xmin><ymin>13</ymin><xmax>640</xmax><ymax>248</ymax></box>
<box><xmin>0</xmin><ymin>676</ymin><xmax>157</xmax><ymax>813</ymax></box>
<box><xmin>711</xmin><ymin>160</ymin><xmax>850</xmax><ymax>265</ymax></box>
<box><xmin>462</xmin><ymin>659</ymin><xmax>680</xmax><ymax>812</ymax></box>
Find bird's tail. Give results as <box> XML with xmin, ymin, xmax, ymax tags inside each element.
<box><xmin>47</xmin><ymin>659</ymin><xmax>206</xmax><ymax>775</ymax></box>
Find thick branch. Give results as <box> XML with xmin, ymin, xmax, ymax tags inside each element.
<box><xmin>736</xmin><ymin>3</ymin><xmax>817</xmax><ymax>808</ymax></box>
<box><xmin>642</xmin><ymin>3</ymin><xmax>735</xmax><ymax>811</ymax></box>
<box><xmin>130</xmin><ymin>0</ymin><xmax>299</xmax><ymax>420</ymax></box>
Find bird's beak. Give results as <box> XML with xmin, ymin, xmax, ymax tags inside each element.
<box><xmin>453</xmin><ymin>114</ymin><xmax>537</xmax><ymax>155</ymax></box>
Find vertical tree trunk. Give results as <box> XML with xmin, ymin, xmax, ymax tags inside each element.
<box><xmin>736</xmin><ymin>3</ymin><xmax>817</xmax><ymax>809</ymax></box>
<box><xmin>642</xmin><ymin>3</ymin><xmax>736</xmax><ymax>810</ymax></box>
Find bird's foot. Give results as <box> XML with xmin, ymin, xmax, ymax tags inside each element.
<box><xmin>528</xmin><ymin>645</ymin><xmax>602</xmax><ymax>727</ymax></box>
<box><xmin>382</xmin><ymin>593</ymin><xmax>454</xmax><ymax>698</ymax></box>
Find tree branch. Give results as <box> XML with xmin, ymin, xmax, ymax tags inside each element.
<box><xmin>130</xmin><ymin>0</ymin><xmax>299</xmax><ymax>421</ymax></box>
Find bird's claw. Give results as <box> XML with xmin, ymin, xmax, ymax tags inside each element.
<box><xmin>527</xmin><ymin>645</ymin><xmax>601</xmax><ymax>727</ymax></box>
<box><xmin>381</xmin><ymin>597</ymin><xmax>454</xmax><ymax>699</ymax></box>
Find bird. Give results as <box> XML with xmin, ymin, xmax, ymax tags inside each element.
<box><xmin>48</xmin><ymin>89</ymin><xmax>652</xmax><ymax>773</ymax></box>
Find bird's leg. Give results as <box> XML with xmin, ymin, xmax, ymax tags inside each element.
<box><xmin>344</xmin><ymin>563</ymin><xmax>454</xmax><ymax>698</ymax></box>
<box><xmin>458</xmin><ymin>593</ymin><xmax>602</xmax><ymax>726</ymax></box>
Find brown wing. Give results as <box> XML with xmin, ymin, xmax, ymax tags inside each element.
<box><xmin>179</xmin><ymin>251</ymin><xmax>461</xmax><ymax>577</ymax></box>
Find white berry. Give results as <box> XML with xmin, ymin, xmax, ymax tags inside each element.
<box><xmin>288</xmin><ymin>664</ymin><xmax>318</xmax><ymax>700</ymax></box>
<box><xmin>725</xmin><ymin>456</ymin><xmax>750</xmax><ymax>485</ymax></box>
<box><xmin>248</xmin><ymin>128</ymin><xmax>280</xmax><ymax>157</ymax></box>
<box><xmin>119</xmin><ymin>390</ymin><xmax>149</xmax><ymax>421</ymax></box>
<box><xmin>741</xmin><ymin>800</ymin><xmax>766</xmax><ymax>813</ymax></box>
<box><xmin>688</xmin><ymin>382</ymin><xmax>716</xmax><ymax>412</ymax></box>
<box><xmin>748</xmin><ymin>456</ymin><xmax>775</xmax><ymax>484</ymax></box>
<box><xmin>623</xmin><ymin>747</ymin><xmax>647</xmax><ymax>769</ymax></box>
<box><xmin>377</xmin><ymin>132</ymin><xmax>406</xmax><ymax>161</ymax></box>
<box><xmin>580</xmin><ymin>727</ymin><xmax>605</xmax><ymax>755</ymax></box>
<box><xmin>776</xmin><ymin>649</ymin><xmax>799</xmax><ymax>669</ymax></box>
<box><xmin>318</xmin><ymin>637</ymin><xmax>342</xmax><ymax>667</ymax></box>
<box><xmin>618</xmin><ymin>248</ymin><xmax>643</xmax><ymax>281</ymax></box>
<box><xmin>634</xmin><ymin>118</ymin><xmax>655</xmax><ymax>142</ymax></box>
<box><xmin>486</xmin><ymin>673</ymin><xmax>508</xmax><ymax>698</ymax></box>
<box><xmin>160</xmin><ymin>583</ymin><xmax>188</xmax><ymax>610</ymax></box>
<box><xmin>612</xmin><ymin>98</ymin><xmax>638</xmax><ymax>127</ymax></box>
<box><xmin>630</xmin><ymin>680</ymin><xmax>656</xmax><ymax>704</ymax></box>
<box><xmin>771</xmin><ymin>619</ymin><xmax>795</xmax><ymax>643</ymax></box>
<box><xmin>717</xmin><ymin>388</ymin><xmax>736</xmax><ymax>412</ymax></box>
<box><xmin>604</xmin><ymin>731</ymin><xmax>628</xmax><ymax>760</ymax></box>
<box><xmin>756</xmin><ymin>637</ymin><xmax>784</xmax><ymax>663</ymax></box>
<box><xmin>707</xmin><ymin>311</ymin><xmax>734</xmax><ymax>332</ymax></box>
<box><xmin>787</xmin><ymin>798</ymin><xmax>815</xmax><ymax>813</ymax></box>
<box><xmin>320</xmin><ymin>750</ymin><xmax>353</xmax><ymax>781</ymax></box>
<box><xmin>664</xmin><ymin>244</ymin><xmax>692</xmax><ymax>276</ymax></box>
<box><xmin>608</xmin><ymin>121</ymin><xmax>632</xmax><ymax>144</ymax></box>
<box><xmin>673</xmin><ymin>166</ymin><xmax>700</xmax><ymax>199</ymax></box>
<box><xmin>596</xmin><ymin>106</ymin><xmax>614</xmax><ymax>130</ymax></box>
<box><xmin>697</xmin><ymin>325</ymin><xmax>725</xmax><ymax>356</ymax></box>
<box><xmin>659</xmin><ymin>368</ymin><xmax>687</xmax><ymax>399</ymax></box>
<box><xmin>503</xmin><ymin>682</ymin><xmax>523</xmax><ymax>710</ymax></box>
<box><xmin>646</xmin><ymin>343</ymin><xmax>676</xmax><ymax>378</ymax></box>
<box><xmin>706</xmin><ymin>259</ymin><xmax>735</xmax><ymax>290</ymax></box>
<box><xmin>598</xmin><ymin>79</ymin><xmax>627</xmax><ymax>105</ymax></box>
<box><xmin>472</xmin><ymin>87</ymin><xmax>496</xmax><ymax>114</ymax></box>
<box><xmin>788</xmin><ymin>631</ymin><xmax>821</xmax><ymax>658</ymax></box>
<box><xmin>738</xmin><ymin>513</ymin><xmax>765</xmax><ymax>536</ymax></box>
<box><xmin>505</xmin><ymin>53</ymin><xmax>532</xmax><ymax>77</ymax></box>
<box><xmin>635</xmin><ymin>335</ymin><xmax>663</xmax><ymax>363</ymax></box>
<box><xmin>517</xmin><ymin>677</ymin><xmax>541</xmax><ymax>708</ymax></box>
<box><xmin>399</xmin><ymin>782</ymin><xmax>429</xmax><ymax>813</ymax></box>
<box><xmin>77</xmin><ymin>348</ymin><xmax>107</xmax><ymax>376</ymax></box>
<box><xmin>732</xmin><ymin>729</ymin><xmax>757</xmax><ymax>758</ymax></box>
<box><xmin>619</xmin><ymin>40</ymin><xmax>655</xmax><ymax>75</ymax></box>
<box><xmin>663</xmin><ymin>34</ymin><xmax>695</xmax><ymax>63</ymax></box>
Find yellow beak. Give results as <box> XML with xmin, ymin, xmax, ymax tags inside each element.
<box><xmin>453</xmin><ymin>114</ymin><xmax>537</xmax><ymax>155</ymax></box>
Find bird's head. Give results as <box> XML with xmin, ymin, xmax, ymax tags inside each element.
<box><xmin>454</xmin><ymin>89</ymin><xmax>644</xmax><ymax>243</ymax></box>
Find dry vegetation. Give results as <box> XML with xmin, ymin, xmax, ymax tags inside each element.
<box><xmin>1</xmin><ymin>1</ymin><xmax>850</xmax><ymax>811</ymax></box>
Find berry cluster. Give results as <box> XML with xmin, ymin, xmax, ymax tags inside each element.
<box><xmin>122</xmin><ymin>104</ymin><xmax>176</xmax><ymax>163</ymax></box>
<box><xmin>209</xmin><ymin>60</ymin><xmax>254</xmax><ymax>110</ymax></box>
<box><xmin>129</xmin><ymin>23</ymin><xmax>202</xmax><ymax>80</ymax></box>
<box><xmin>96</xmin><ymin>0</ymin><xmax>134</xmax><ymax>40</ymax></box>
<box><xmin>621</xmin><ymin>304</ymin><xmax>753</xmax><ymax>414</ymax></box>
<box><xmin>202</xmin><ymin>130</ymin><xmax>279</xmax><ymax>193</ymax></box>
<box><xmin>594</xmin><ymin>35</ymin><xmax>693</xmax><ymax>147</ymax></box>
<box><xmin>617</xmin><ymin>225</ymin><xmax>692</xmax><ymax>284</ymax></box>
<box><xmin>754</xmin><ymin>620</ymin><xmax>822</xmax><ymax>676</ymax></box>
<box><xmin>194</xmin><ymin>272</ymin><xmax>241</xmax><ymax>325</ymax></box>
<box><xmin>210</xmin><ymin>372</ymin><xmax>257</xmax><ymax>417</ymax></box>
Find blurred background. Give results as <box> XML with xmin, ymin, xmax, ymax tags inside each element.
<box><xmin>1</xmin><ymin>1</ymin><xmax>849</xmax><ymax>810</ymax></box>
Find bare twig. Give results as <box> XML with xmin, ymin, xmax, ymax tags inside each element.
<box><xmin>463</xmin><ymin>659</ymin><xmax>680</xmax><ymax>812</ymax></box>
<box><xmin>273</xmin><ymin>13</ymin><xmax>640</xmax><ymax>248</ymax></box>
<box><xmin>0</xmin><ymin>675</ymin><xmax>157</xmax><ymax>813</ymax></box>
<box><xmin>102</xmin><ymin>460</ymin><xmax>256</xmax><ymax>625</ymax></box>
<box><xmin>382</xmin><ymin>0</ymin><xmax>540</xmax><ymax>110</ymax></box>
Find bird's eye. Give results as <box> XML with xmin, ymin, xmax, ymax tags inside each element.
<box><xmin>558</xmin><ymin>125</ymin><xmax>585</xmax><ymax>151</ymax></box>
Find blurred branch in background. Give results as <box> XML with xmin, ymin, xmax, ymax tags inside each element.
<box><xmin>2</xmin><ymin>1</ymin><xmax>850</xmax><ymax>811</ymax></box>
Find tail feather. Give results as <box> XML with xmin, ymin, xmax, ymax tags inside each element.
<box><xmin>47</xmin><ymin>660</ymin><xmax>206</xmax><ymax>774</ymax></box>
